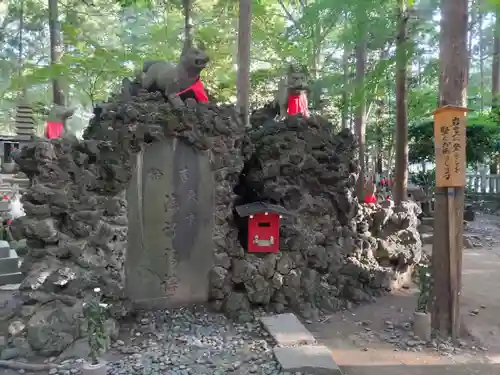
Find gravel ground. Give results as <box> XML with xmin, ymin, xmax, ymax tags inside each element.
<box><xmin>464</xmin><ymin>212</ymin><xmax>500</xmax><ymax>248</ymax></box>
<box><xmin>51</xmin><ymin>306</ymin><xmax>287</xmax><ymax>375</ymax></box>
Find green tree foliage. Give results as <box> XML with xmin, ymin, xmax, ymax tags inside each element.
<box><xmin>409</xmin><ymin>113</ymin><xmax>500</xmax><ymax>165</ymax></box>
<box><xmin>0</xmin><ymin>0</ymin><xmax>496</xmax><ymax>171</ymax></box>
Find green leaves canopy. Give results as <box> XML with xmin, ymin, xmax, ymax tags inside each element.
<box><xmin>409</xmin><ymin>113</ymin><xmax>500</xmax><ymax>165</ymax></box>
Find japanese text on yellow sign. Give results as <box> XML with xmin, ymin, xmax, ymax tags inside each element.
<box><xmin>433</xmin><ymin>107</ymin><xmax>467</xmax><ymax>187</ymax></box>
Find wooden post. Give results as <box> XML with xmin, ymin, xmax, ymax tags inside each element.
<box><xmin>433</xmin><ymin>0</ymin><xmax>468</xmax><ymax>340</ymax></box>
<box><xmin>432</xmin><ymin>106</ymin><xmax>469</xmax><ymax>339</ymax></box>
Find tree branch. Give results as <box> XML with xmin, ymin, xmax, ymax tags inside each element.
<box><xmin>277</xmin><ymin>0</ymin><xmax>305</xmax><ymax>36</ymax></box>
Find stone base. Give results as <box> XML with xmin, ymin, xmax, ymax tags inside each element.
<box><xmin>260</xmin><ymin>313</ymin><xmax>316</xmax><ymax>346</ymax></box>
<box><xmin>274</xmin><ymin>345</ymin><xmax>342</xmax><ymax>375</ymax></box>
<box><xmin>260</xmin><ymin>313</ymin><xmax>342</xmax><ymax>374</ymax></box>
<box><xmin>0</xmin><ymin>251</ymin><xmax>20</xmax><ymax>274</ymax></box>
<box><xmin>2</xmin><ymin>163</ymin><xmax>16</xmax><ymax>174</ymax></box>
<box><xmin>0</xmin><ymin>272</ymin><xmax>23</xmax><ymax>285</ymax></box>
<box><xmin>420</xmin><ymin>217</ymin><xmax>434</xmax><ymax>226</ymax></box>
<box><xmin>413</xmin><ymin>311</ymin><xmax>431</xmax><ymax>341</ymax></box>
<box><xmin>0</xmin><ymin>241</ymin><xmax>10</xmax><ymax>258</ymax></box>
<box><xmin>82</xmin><ymin>361</ymin><xmax>107</xmax><ymax>375</ymax></box>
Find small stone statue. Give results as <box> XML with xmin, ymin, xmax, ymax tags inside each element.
<box><xmin>45</xmin><ymin>104</ymin><xmax>75</xmax><ymax>139</ymax></box>
<box><xmin>47</xmin><ymin>104</ymin><xmax>75</xmax><ymax>123</ymax></box>
<box><xmin>276</xmin><ymin>64</ymin><xmax>310</xmax><ymax>119</ymax></box>
<box><xmin>125</xmin><ymin>43</ymin><xmax>210</xmax><ymax>100</ymax></box>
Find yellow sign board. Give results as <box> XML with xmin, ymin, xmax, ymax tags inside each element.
<box><xmin>433</xmin><ymin>106</ymin><xmax>469</xmax><ymax>188</ymax></box>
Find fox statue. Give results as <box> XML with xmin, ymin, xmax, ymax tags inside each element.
<box><xmin>275</xmin><ymin>64</ymin><xmax>310</xmax><ymax>118</ymax></box>
<box><xmin>122</xmin><ymin>43</ymin><xmax>210</xmax><ymax>102</ymax></box>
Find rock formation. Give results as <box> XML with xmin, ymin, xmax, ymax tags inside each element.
<box><xmin>4</xmin><ymin>92</ymin><xmax>248</xmax><ymax>357</ymax></box>
<box><xmin>1</xmin><ymin>91</ymin><xmax>421</xmax><ymax>358</ymax></box>
<box><xmin>210</xmin><ymin>115</ymin><xmax>422</xmax><ymax>320</ymax></box>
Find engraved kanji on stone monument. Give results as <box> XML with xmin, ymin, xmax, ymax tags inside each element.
<box><xmin>125</xmin><ymin>138</ymin><xmax>215</xmax><ymax>308</ymax></box>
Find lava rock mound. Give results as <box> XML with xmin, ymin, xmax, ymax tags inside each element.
<box><xmin>210</xmin><ymin>114</ymin><xmax>422</xmax><ymax>320</ymax></box>
<box><xmin>7</xmin><ymin>92</ymin><xmax>249</xmax><ymax>358</ymax></box>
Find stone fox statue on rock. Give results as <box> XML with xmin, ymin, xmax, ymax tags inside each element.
<box><xmin>45</xmin><ymin>105</ymin><xmax>75</xmax><ymax>139</ymax></box>
<box><xmin>123</xmin><ymin>43</ymin><xmax>210</xmax><ymax>102</ymax></box>
<box><xmin>276</xmin><ymin>64</ymin><xmax>310</xmax><ymax>118</ymax></box>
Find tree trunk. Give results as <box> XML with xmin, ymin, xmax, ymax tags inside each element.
<box><xmin>18</xmin><ymin>0</ymin><xmax>26</xmax><ymax>99</ymax></box>
<box><xmin>236</xmin><ymin>0</ymin><xmax>252</xmax><ymax>127</ymax></box>
<box><xmin>375</xmin><ymin>103</ymin><xmax>384</xmax><ymax>175</ymax></box>
<box><xmin>354</xmin><ymin>40</ymin><xmax>367</xmax><ymax>198</ymax></box>
<box><xmin>438</xmin><ymin>2</ymin><xmax>468</xmax><ymax>107</ymax></box>
<box><xmin>490</xmin><ymin>163</ymin><xmax>498</xmax><ymax>174</ymax></box>
<box><xmin>467</xmin><ymin>0</ymin><xmax>476</xmax><ymax>79</ymax></box>
<box><xmin>492</xmin><ymin>7</ymin><xmax>500</xmax><ymax>112</ymax></box>
<box><xmin>48</xmin><ymin>0</ymin><xmax>65</xmax><ymax>106</ymax></box>
<box><xmin>433</xmin><ymin>0</ymin><xmax>468</xmax><ymax>338</ymax></box>
<box><xmin>183</xmin><ymin>0</ymin><xmax>193</xmax><ymax>48</ymax></box>
<box><xmin>478</xmin><ymin>0</ymin><xmax>484</xmax><ymax>110</ymax></box>
<box><xmin>417</xmin><ymin>59</ymin><xmax>421</xmax><ymax>86</ymax></box>
<box><xmin>394</xmin><ymin>0</ymin><xmax>409</xmax><ymax>204</ymax></box>
<box><xmin>341</xmin><ymin>44</ymin><xmax>349</xmax><ymax>129</ymax></box>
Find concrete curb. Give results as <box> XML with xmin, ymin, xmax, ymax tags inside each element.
<box><xmin>260</xmin><ymin>313</ymin><xmax>343</xmax><ymax>375</ymax></box>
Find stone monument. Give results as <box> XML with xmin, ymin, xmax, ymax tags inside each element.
<box><xmin>126</xmin><ymin>138</ymin><xmax>214</xmax><ymax>308</ymax></box>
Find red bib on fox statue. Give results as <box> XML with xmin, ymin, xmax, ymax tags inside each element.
<box><xmin>44</xmin><ymin>105</ymin><xmax>75</xmax><ymax>139</ymax></box>
<box><xmin>287</xmin><ymin>92</ymin><xmax>309</xmax><ymax>117</ymax></box>
<box><xmin>177</xmin><ymin>78</ymin><xmax>209</xmax><ymax>103</ymax></box>
<box><xmin>45</xmin><ymin>122</ymin><xmax>64</xmax><ymax>139</ymax></box>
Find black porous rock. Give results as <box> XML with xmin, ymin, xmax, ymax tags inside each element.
<box><xmin>7</xmin><ymin>92</ymin><xmax>249</xmax><ymax>357</ymax></box>
<box><xmin>209</xmin><ymin>114</ymin><xmax>422</xmax><ymax>320</ymax></box>
<box><xmin>5</xmin><ymin>89</ymin><xmax>422</xmax><ymax>357</ymax></box>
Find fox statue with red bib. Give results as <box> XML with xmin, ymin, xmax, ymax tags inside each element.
<box><xmin>122</xmin><ymin>41</ymin><xmax>210</xmax><ymax>103</ymax></box>
<box><xmin>276</xmin><ymin>64</ymin><xmax>310</xmax><ymax>119</ymax></box>
<box><xmin>45</xmin><ymin>105</ymin><xmax>75</xmax><ymax>139</ymax></box>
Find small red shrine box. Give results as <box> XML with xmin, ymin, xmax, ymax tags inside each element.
<box><xmin>235</xmin><ymin>201</ymin><xmax>291</xmax><ymax>253</ymax></box>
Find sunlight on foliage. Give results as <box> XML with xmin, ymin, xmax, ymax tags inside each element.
<box><xmin>0</xmin><ymin>0</ymin><xmax>495</xmax><ymax>170</ymax></box>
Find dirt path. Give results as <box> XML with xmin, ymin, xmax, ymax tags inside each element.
<box><xmin>461</xmin><ymin>247</ymin><xmax>500</xmax><ymax>354</ymax></box>
<box><xmin>1</xmin><ymin>213</ymin><xmax>500</xmax><ymax>375</ymax></box>
<box><xmin>461</xmin><ymin>213</ymin><xmax>500</xmax><ymax>354</ymax></box>
<box><xmin>305</xmin><ymin>212</ymin><xmax>500</xmax><ymax>375</ymax></box>
<box><xmin>308</xmin><ymin>290</ymin><xmax>499</xmax><ymax>375</ymax></box>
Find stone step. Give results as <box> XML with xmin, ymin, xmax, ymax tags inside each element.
<box><xmin>260</xmin><ymin>313</ymin><xmax>343</xmax><ymax>374</ymax></box>
<box><xmin>419</xmin><ymin>224</ymin><xmax>433</xmax><ymax>234</ymax></box>
<box><xmin>4</xmin><ymin>179</ymin><xmax>29</xmax><ymax>187</ymax></box>
<box><xmin>273</xmin><ymin>345</ymin><xmax>343</xmax><ymax>375</ymax></box>
<box><xmin>260</xmin><ymin>313</ymin><xmax>316</xmax><ymax>346</ymax></box>
<box><xmin>14</xmin><ymin>135</ymin><xmax>32</xmax><ymax>141</ymax></box>
<box><xmin>0</xmin><ymin>241</ymin><xmax>10</xmax><ymax>258</ymax></box>
<box><xmin>0</xmin><ymin>272</ymin><xmax>23</xmax><ymax>286</ymax></box>
<box><xmin>420</xmin><ymin>217</ymin><xmax>434</xmax><ymax>226</ymax></box>
<box><xmin>421</xmin><ymin>232</ymin><xmax>434</xmax><ymax>245</ymax></box>
<box><xmin>0</xmin><ymin>250</ymin><xmax>20</xmax><ymax>274</ymax></box>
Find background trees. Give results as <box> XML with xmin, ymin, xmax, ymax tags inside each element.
<box><xmin>1</xmin><ymin>0</ymin><xmax>500</xmax><ymax>183</ymax></box>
